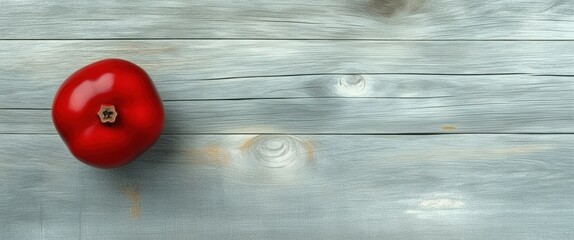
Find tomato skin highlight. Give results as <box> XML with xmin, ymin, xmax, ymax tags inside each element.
<box><xmin>52</xmin><ymin>59</ymin><xmax>164</xmax><ymax>168</ymax></box>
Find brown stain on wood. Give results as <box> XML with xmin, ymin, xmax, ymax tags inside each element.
<box><xmin>187</xmin><ymin>146</ymin><xmax>231</xmax><ymax>166</ymax></box>
<box><xmin>240</xmin><ymin>136</ymin><xmax>260</xmax><ymax>153</ymax></box>
<box><xmin>304</xmin><ymin>141</ymin><xmax>316</xmax><ymax>162</ymax></box>
<box><xmin>442</xmin><ymin>125</ymin><xmax>457</xmax><ymax>131</ymax></box>
<box><xmin>123</xmin><ymin>187</ymin><xmax>141</xmax><ymax>220</ymax></box>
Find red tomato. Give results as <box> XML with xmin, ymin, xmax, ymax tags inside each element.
<box><xmin>52</xmin><ymin>59</ymin><xmax>164</xmax><ymax>168</ymax></box>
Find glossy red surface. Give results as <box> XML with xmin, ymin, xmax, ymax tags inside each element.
<box><xmin>52</xmin><ymin>59</ymin><xmax>164</xmax><ymax>168</ymax></box>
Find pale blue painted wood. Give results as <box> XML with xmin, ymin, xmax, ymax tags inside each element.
<box><xmin>1</xmin><ymin>135</ymin><xmax>573</xmax><ymax>239</ymax></box>
<box><xmin>1</xmin><ymin>0</ymin><xmax>574</xmax><ymax>40</ymax></box>
<box><xmin>1</xmin><ymin>0</ymin><xmax>574</xmax><ymax>239</ymax></box>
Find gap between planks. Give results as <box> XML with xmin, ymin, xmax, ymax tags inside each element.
<box><xmin>2</xmin><ymin>39</ymin><xmax>574</xmax><ymax>41</ymax></box>
<box><xmin>2</xmin><ymin>133</ymin><xmax>574</xmax><ymax>136</ymax></box>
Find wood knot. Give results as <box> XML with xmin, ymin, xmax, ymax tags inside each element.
<box><xmin>241</xmin><ymin>135</ymin><xmax>313</xmax><ymax>169</ymax></box>
<box><xmin>367</xmin><ymin>0</ymin><xmax>426</xmax><ymax>18</ymax></box>
<box><xmin>338</xmin><ymin>75</ymin><xmax>366</xmax><ymax>96</ymax></box>
<box><xmin>420</xmin><ymin>198</ymin><xmax>465</xmax><ymax>209</ymax></box>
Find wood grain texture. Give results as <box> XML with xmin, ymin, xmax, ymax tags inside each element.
<box><xmin>2</xmin><ymin>0</ymin><xmax>574</xmax><ymax>238</ymax></box>
<box><xmin>1</xmin><ymin>40</ymin><xmax>573</xmax><ymax>134</ymax></box>
<box><xmin>2</xmin><ymin>0</ymin><xmax>574</xmax><ymax>40</ymax></box>
<box><xmin>4</xmin><ymin>93</ymin><xmax>574</xmax><ymax>134</ymax></box>
<box><xmin>1</xmin><ymin>134</ymin><xmax>573</xmax><ymax>239</ymax></box>
<box><xmin>3</xmin><ymin>40</ymin><xmax>574</xmax><ymax>88</ymax></box>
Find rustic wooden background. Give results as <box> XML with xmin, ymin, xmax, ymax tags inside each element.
<box><xmin>1</xmin><ymin>0</ymin><xmax>574</xmax><ymax>239</ymax></box>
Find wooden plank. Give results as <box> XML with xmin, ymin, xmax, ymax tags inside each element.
<box><xmin>1</xmin><ymin>134</ymin><xmax>573</xmax><ymax>239</ymax></box>
<box><xmin>3</xmin><ymin>40</ymin><xmax>574</xmax><ymax>134</ymax></box>
<box><xmin>1</xmin><ymin>40</ymin><xmax>573</xmax><ymax>134</ymax></box>
<box><xmin>4</xmin><ymin>70</ymin><xmax>574</xmax><ymax>108</ymax></box>
<box><xmin>3</xmin><ymin>92</ymin><xmax>573</xmax><ymax>134</ymax></box>
<box><xmin>6</xmin><ymin>40</ymin><xmax>574</xmax><ymax>89</ymax></box>
<box><xmin>0</xmin><ymin>41</ymin><xmax>574</xmax><ymax>134</ymax></box>
<box><xmin>2</xmin><ymin>0</ymin><xmax>574</xmax><ymax>40</ymax></box>
<box><xmin>4</xmin><ymin>41</ymin><xmax>574</xmax><ymax>99</ymax></box>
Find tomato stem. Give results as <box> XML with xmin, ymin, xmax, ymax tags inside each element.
<box><xmin>98</xmin><ymin>105</ymin><xmax>117</xmax><ymax>124</ymax></box>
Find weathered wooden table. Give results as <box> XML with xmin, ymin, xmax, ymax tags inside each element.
<box><xmin>1</xmin><ymin>0</ymin><xmax>573</xmax><ymax>239</ymax></box>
